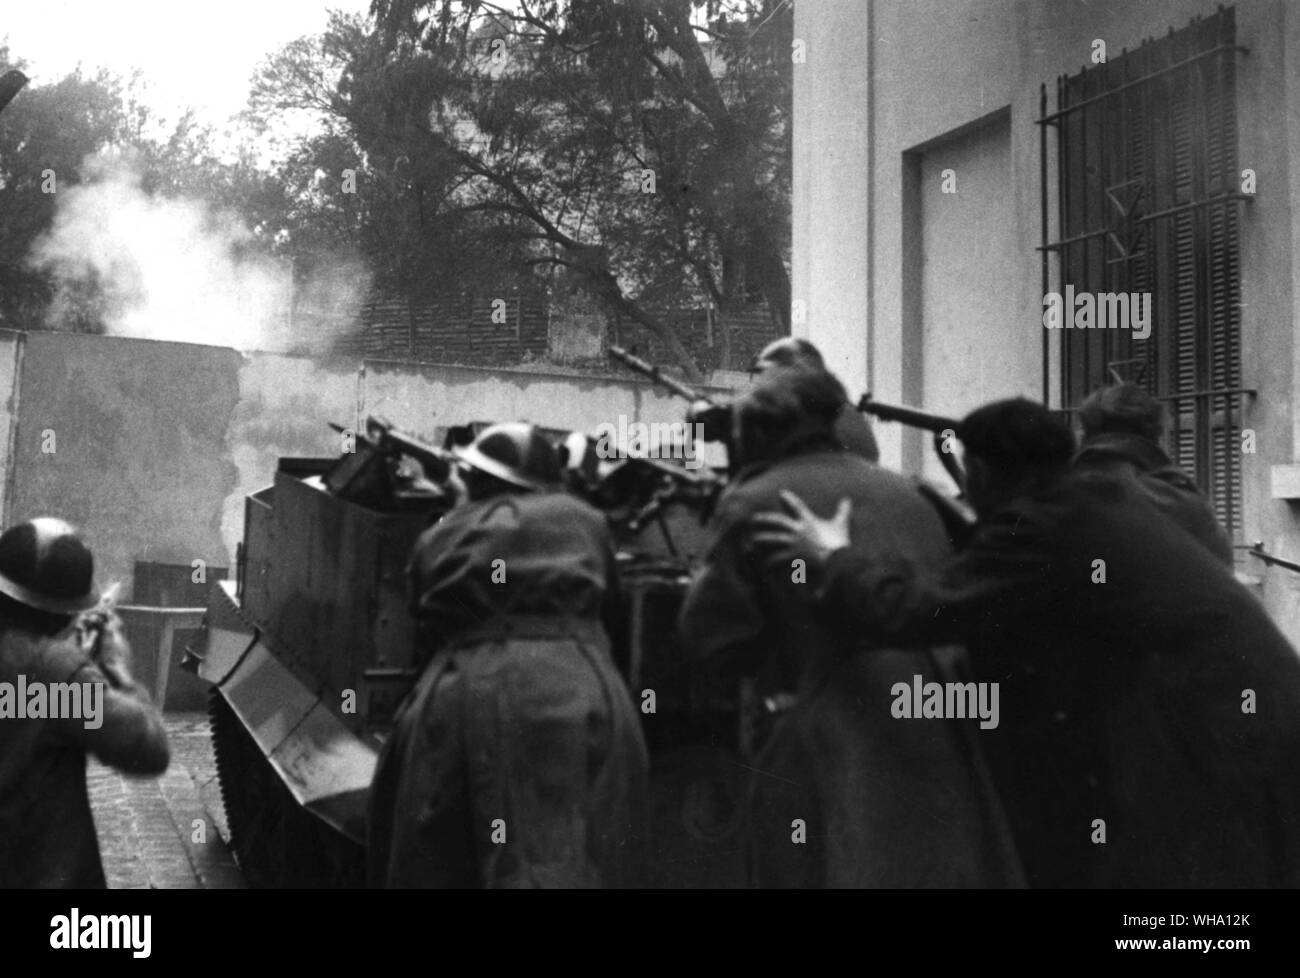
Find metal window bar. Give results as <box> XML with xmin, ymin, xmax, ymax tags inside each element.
<box><xmin>1038</xmin><ymin>6</ymin><xmax>1250</xmax><ymax>539</ymax></box>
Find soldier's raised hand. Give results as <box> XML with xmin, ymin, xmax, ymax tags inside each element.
<box><xmin>750</xmin><ymin>491</ymin><xmax>854</xmax><ymax>570</ymax></box>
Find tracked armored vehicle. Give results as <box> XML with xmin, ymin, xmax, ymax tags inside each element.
<box><xmin>189</xmin><ymin>417</ymin><xmax>746</xmax><ymax>888</ymax></box>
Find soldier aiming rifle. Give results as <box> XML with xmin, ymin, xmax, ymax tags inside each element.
<box><xmin>610</xmin><ymin>340</ymin><xmax>972</xmax><ymax>495</ymax></box>
<box><xmin>608</xmin><ymin>339</ymin><xmax>881</xmax><ymax>464</ymax></box>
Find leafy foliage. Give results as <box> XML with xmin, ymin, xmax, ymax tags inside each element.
<box><xmin>250</xmin><ymin>1</ymin><xmax>793</xmax><ymax>378</ymax></box>
<box><xmin>0</xmin><ymin>46</ymin><xmax>281</xmax><ymax>332</ymax></box>
<box><xmin>0</xmin><ymin>49</ymin><xmax>126</xmax><ymax>326</ymax></box>
<box><xmin>2</xmin><ymin>1</ymin><xmax>793</xmax><ymax>373</ymax></box>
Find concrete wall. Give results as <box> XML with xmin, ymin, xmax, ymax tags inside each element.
<box><xmin>790</xmin><ymin>0</ymin><xmax>873</xmax><ymax>396</ymax></box>
<box><xmin>0</xmin><ymin>330</ymin><xmax>24</xmax><ymax>525</ymax></box>
<box><xmin>0</xmin><ymin>331</ymin><xmax>724</xmax><ymax>598</ymax></box>
<box><xmin>792</xmin><ymin>0</ymin><xmax>1300</xmax><ymax>646</ymax></box>
<box><xmin>915</xmin><ymin>112</ymin><xmax>1021</xmax><ymax>482</ymax></box>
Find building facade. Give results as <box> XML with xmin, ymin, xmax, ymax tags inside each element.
<box><xmin>792</xmin><ymin>0</ymin><xmax>1300</xmax><ymax>645</ymax></box>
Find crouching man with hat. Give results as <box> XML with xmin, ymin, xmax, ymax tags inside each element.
<box><xmin>367</xmin><ymin>423</ymin><xmax>648</xmax><ymax>888</ymax></box>
<box><xmin>0</xmin><ymin>518</ymin><xmax>169</xmax><ymax>888</ymax></box>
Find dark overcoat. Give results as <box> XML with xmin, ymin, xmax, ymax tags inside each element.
<box><xmin>820</xmin><ymin>469</ymin><xmax>1300</xmax><ymax>887</ymax></box>
<box><xmin>366</xmin><ymin>491</ymin><xmax>648</xmax><ymax>888</ymax></box>
<box><xmin>679</xmin><ymin>447</ymin><xmax>1024</xmax><ymax>887</ymax></box>
<box><xmin>1074</xmin><ymin>431</ymin><xmax>1232</xmax><ymax>565</ymax></box>
<box><xmin>0</xmin><ymin>625</ymin><xmax>169</xmax><ymax>888</ymax></box>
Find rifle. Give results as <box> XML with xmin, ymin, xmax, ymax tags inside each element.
<box><xmin>857</xmin><ymin>394</ymin><xmax>966</xmax><ymax>494</ymax></box>
<box><xmin>77</xmin><ymin>582</ymin><xmax>122</xmax><ymax>663</ymax></box>
<box><xmin>607</xmin><ymin>345</ymin><xmax>716</xmax><ymax>406</ymax></box>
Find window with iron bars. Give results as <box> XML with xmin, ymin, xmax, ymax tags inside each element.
<box><xmin>1037</xmin><ymin>5</ymin><xmax>1252</xmax><ymax>538</ymax></box>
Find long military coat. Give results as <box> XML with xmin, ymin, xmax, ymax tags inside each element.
<box><xmin>819</xmin><ymin>469</ymin><xmax>1300</xmax><ymax>887</ymax></box>
<box><xmin>367</xmin><ymin>491</ymin><xmax>648</xmax><ymax>888</ymax></box>
<box><xmin>1074</xmin><ymin>431</ymin><xmax>1233</xmax><ymax>566</ymax></box>
<box><xmin>679</xmin><ymin>446</ymin><xmax>1024</xmax><ymax>888</ymax></box>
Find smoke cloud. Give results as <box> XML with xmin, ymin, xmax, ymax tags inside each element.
<box><xmin>28</xmin><ymin>151</ymin><xmax>367</xmax><ymax>353</ymax></box>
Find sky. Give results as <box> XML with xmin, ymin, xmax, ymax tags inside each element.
<box><xmin>1</xmin><ymin>0</ymin><xmax>373</xmax><ymax>127</ymax></box>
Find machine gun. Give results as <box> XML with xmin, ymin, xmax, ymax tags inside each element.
<box><xmin>591</xmin><ymin>454</ymin><xmax>719</xmax><ymax>556</ymax></box>
<box><xmin>608</xmin><ymin>345</ymin><xmax>734</xmax><ymax>447</ymax></box>
<box><xmin>324</xmin><ymin>415</ymin><xmax>457</xmax><ymax>511</ymax></box>
<box><xmin>857</xmin><ymin>394</ymin><xmax>966</xmax><ymax>494</ymax></box>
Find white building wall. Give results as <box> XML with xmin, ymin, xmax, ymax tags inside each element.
<box><xmin>792</xmin><ymin>0</ymin><xmax>1300</xmax><ymax>646</ymax></box>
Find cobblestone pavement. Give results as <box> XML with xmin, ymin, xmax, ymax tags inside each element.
<box><xmin>87</xmin><ymin>712</ymin><xmax>246</xmax><ymax>889</ymax></box>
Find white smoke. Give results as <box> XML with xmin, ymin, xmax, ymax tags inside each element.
<box><xmin>28</xmin><ymin>151</ymin><xmax>367</xmax><ymax>353</ymax></box>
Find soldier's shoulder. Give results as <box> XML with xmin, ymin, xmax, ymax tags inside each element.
<box><xmin>1141</xmin><ymin>463</ymin><xmax>1203</xmax><ymax>496</ymax></box>
<box><xmin>527</xmin><ymin>489</ymin><xmax>603</xmax><ymax>518</ymax></box>
<box><xmin>808</xmin><ymin>451</ymin><xmax>932</xmax><ymax>503</ymax></box>
<box><xmin>1038</xmin><ymin>469</ymin><xmax>1200</xmax><ymax>542</ymax></box>
<box><xmin>713</xmin><ymin>453</ymin><xmax>898</xmax><ymax>526</ymax></box>
<box><xmin>736</xmin><ymin>450</ymin><xmax>898</xmax><ymax>496</ymax></box>
<box><xmin>409</xmin><ymin>498</ymin><xmax>518</xmax><ymax>560</ymax></box>
<box><xmin>0</xmin><ymin>626</ymin><xmax>35</xmax><ymax>674</ymax></box>
<box><xmin>722</xmin><ymin>453</ymin><xmax>827</xmax><ymax>503</ymax></box>
<box><xmin>517</xmin><ymin>490</ymin><xmax>609</xmax><ymax>536</ymax></box>
<box><xmin>0</xmin><ymin>626</ymin><xmax>88</xmax><ymax>683</ymax></box>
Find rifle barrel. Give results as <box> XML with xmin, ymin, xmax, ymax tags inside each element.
<box><xmin>857</xmin><ymin>396</ymin><xmax>966</xmax><ymax>493</ymax></box>
<box><xmin>857</xmin><ymin>396</ymin><xmax>959</xmax><ymax>434</ymax></box>
<box><xmin>608</xmin><ymin>345</ymin><xmax>707</xmax><ymax>403</ymax></box>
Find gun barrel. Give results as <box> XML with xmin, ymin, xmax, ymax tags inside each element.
<box><xmin>608</xmin><ymin>345</ymin><xmax>710</xmax><ymax>404</ymax></box>
<box><xmin>857</xmin><ymin>395</ymin><xmax>966</xmax><ymax>493</ymax></box>
<box><xmin>366</xmin><ymin>416</ymin><xmax>454</xmax><ymax>482</ymax></box>
<box><xmin>387</xmin><ymin>432</ymin><xmax>452</xmax><ymax>481</ymax></box>
<box><xmin>857</xmin><ymin>396</ymin><xmax>959</xmax><ymax>434</ymax></box>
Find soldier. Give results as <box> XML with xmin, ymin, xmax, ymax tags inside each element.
<box><xmin>0</xmin><ymin>518</ymin><xmax>169</xmax><ymax>888</ymax></box>
<box><xmin>753</xmin><ymin>398</ymin><xmax>1300</xmax><ymax>887</ymax></box>
<box><xmin>367</xmin><ymin>423</ymin><xmax>648</xmax><ymax>888</ymax></box>
<box><xmin>678</xmin><ymin>365</ymin><xmax>1022</xmax><ymax>887</ymax></box>
<box><xmin>689</xmin><ymin>336</ymin><xmax>880</xmax><ymax>464</ymax></box>
<box><xmin>1074</xmin><ymin>383</ymin><xmax>1232</xmax><ymax>565</ymax></box>
<box><xmin>750</xmin><ymin>338</ymin><xmax>879</xmax><ymax>463</ymax></box>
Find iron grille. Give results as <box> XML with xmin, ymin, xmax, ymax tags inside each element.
<box><xmin>1037</xmin><ymin>6</ymin><xmax>1252</xmax><ymax>538</ymax></box>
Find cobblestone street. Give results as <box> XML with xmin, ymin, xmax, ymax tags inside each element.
<box><xmin>87</xmin><ymin>712</ymin><xmax>246</xmax><ymax>889</ymax></box>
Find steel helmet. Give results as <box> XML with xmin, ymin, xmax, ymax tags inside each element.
<box><xmin>0</xmin><ymin>517</ymin><xmax>98</xmax><ymax>615</ymax></box>
<box><xmin>453</xmin><ymin>422</ymin><xmax>560</xmax><ymax>492</ymax></box>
